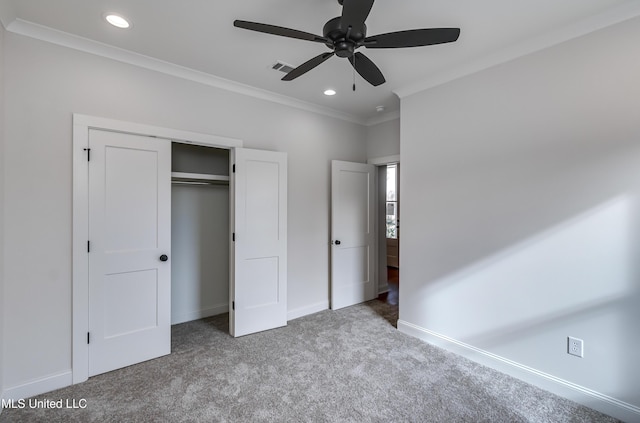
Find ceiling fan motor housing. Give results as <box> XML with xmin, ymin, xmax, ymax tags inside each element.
<box><xmin>323</xmin><ymin>16</ymin><xmax>366</xmax><ymax>58</ymax></box>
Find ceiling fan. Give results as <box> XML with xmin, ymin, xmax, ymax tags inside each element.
<box><xmin>234</xmin><ymin>0</ymin><xmax>460</xmax><ymax>87</ymax></box>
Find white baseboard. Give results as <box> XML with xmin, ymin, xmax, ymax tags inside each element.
<box><xmin>287</xmin><ymin>301</ymin><xmax>329</xmax><ymax>321</ymax></box>
<box><xmin>397</xmin><ymin>320</ymin><xmax>640</xmax><ymax>423</ymax></box>
<box><xmin>3</xmin><ymin>371</ymin><xmax>72</xmax><ymax>402</ymax></box>
<box><xmin>171</xmin><ymin>303</ymin><xmax>228</xmax><ymax>325</ymax></box>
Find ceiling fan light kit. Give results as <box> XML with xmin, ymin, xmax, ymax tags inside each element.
<box><xmin>234</xmin><ymin>0</ymin><xmax>460</xmax><ymax>87</ymax></box>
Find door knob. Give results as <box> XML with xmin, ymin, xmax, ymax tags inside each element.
<box><xmin>335</xmin><ymin>240</ymin><xmax>341</xmax><ymax>245</ymax></box>
<box><xmin>159</xmin><ymin>254</ymin><xmax>169</xmax><ymax>262</ymax></box>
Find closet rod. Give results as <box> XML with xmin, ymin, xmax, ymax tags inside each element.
<box><xmin>171</xmin><ymin>171</ymin><xmax>229</xmax><ymax>182</ymax></box>
<box><xmin>171</xmin><ymin>172</ymin><xmax>229</xmax><ymax>187</ymax></box>
<box><xmin>171</xmin><ymin>180</ymin><xmax>229</xmax><ymax>186</ymax></box>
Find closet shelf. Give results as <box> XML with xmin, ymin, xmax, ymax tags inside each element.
<box><xmin>171</xmin><ymin>172</ymin><xmax>229</xmax><ymax>184</ymax></box>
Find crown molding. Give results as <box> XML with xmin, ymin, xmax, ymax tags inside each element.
<box><xmin>5</xmin><ymin>18</ymin><xmax>367</xmax><ymax>126</ymax></box>
<box><xmin>395</xmin><ymin>1</ymin><xmax>640</xmax><ymax>99</ymax></box>
<box><xmin>365</xmin><ymin>110</ymin><xmax>400</xmax><ymax>127</ymax></box>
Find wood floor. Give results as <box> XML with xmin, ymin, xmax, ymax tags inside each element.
<box><xmin>378</xmin><ymin>266</ymin><xmax>399</xmax><ymax>306</ymax></box>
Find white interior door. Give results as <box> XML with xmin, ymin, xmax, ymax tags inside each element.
<box><xmin>88</xmin><ymin>129</ymin><xmax>171</xmax><ymax>376</ymax></box>
<box><xmin>331</xmin><ymin>160</ymin><xmax>376</xmax><ymax>310</ymax></box>
<box><xmin>231</xmin><ymin>148</ymin><xmax>287</xmax><ymax>337</ymax></box>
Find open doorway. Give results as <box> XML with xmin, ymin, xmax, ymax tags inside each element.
<box><xmin>384</xmin><ymin>163</ymin><xmax>399</xmax><ymax>305</ymax></box>
<box><xmin>376</xmin><ymin>162</ymin><xmax>399</xmax><ymax>307</ymax></box>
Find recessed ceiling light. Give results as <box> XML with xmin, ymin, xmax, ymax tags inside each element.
<box><xmin>105</xmin><ymin>14</ymin><xmax>130</xmax><ymax>29</ymax></box>
<box><xmin>324</xmin><ymin>89</ymin><xmax>336</xmax><ymax>96</ymax></box>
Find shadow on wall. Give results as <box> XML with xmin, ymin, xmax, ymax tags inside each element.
<box><xmin>415</xmin><ymin>194</ymin><xmax>640</xmax><ymax>405</ymax></box>
<box><xmin>400</xmin><ymin>16</ymin><xmax>640</xmax><ymax>413</ymax></box>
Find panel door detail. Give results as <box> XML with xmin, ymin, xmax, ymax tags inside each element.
<box><xmin>88</xmin><ymin>129</ymin><xmax>171</xmax><ymax>376</ymax></box>
<box><xmin>331</xmin><ymin>160</ymin><xmax>376</xmax><ymax>310</ymax></box>
<box><xmin>231</xmin><ymin>148</ymin><xmax>288</xmax><ymax>337</ymax></box>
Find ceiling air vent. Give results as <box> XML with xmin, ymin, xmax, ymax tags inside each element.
<box><xmin>271</xmin><ymin>61</ymin><xmax>295</xmax><ymax>74</ymax></box>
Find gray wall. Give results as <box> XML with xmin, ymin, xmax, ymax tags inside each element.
<box><xmin>0</xmin><ymin>22</ymin><xmax>6</xmax><ymax>404</ymax></box>
<box><xmin>366</xmin><ymin>118</ymin><xmax>400</xmax><ymax>159</ymax></box>
<box><xmin>2</xmin><ymin>32</ymin><xmax>366</xmax><ymax>392</ymax></box>
<box><xmin>399</xmin><ymin>16</ymin><xmax>640</xmax><ymax>416</ymax></box>
<box><xmin>171</xmin><ymin>183</ymin><xmax>230</xmax><ymax>324</ymax></box>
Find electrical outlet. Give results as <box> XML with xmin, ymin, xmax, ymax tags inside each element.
<box><xmin>568</xmin><ymin>336</ymin><xmax>584</xmax><ymax>358</ymax></box>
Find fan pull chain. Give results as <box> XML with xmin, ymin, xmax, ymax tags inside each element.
<box><xmin>352</xmin><ymin>54</ymin><xmax>356</xmax><ymax>91</ymax></box>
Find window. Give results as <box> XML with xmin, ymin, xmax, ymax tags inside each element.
<box><xmin>386</xmin><ymin>164</ymin><xmax>398</xmax><ymax>239</ymax></box>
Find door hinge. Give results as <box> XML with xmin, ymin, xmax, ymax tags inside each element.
<box><xmin>232</xmin><ymin>301</ymin><xmax>235</xmax><ymax>311</ymax></box>
<box><xmin>232</xmin><ymin>233</ymin><xmax>235</xmax><ymax>242</ymax></box>
<box><xmin>83</xmin><ymin>148</ymin><xmax>91</xmax><ymax>161</ymax></box>
<box><xmin>232</xmin><ymin>164</ymin><xmax>236</xmax><ymax>173</ymax></box>
<box><xmin>87</xmin><ymin>240</ymin><xmax>90</xmax><ymax>253</ymax></box>
<box><xmin>87</xmin><ymin>332</ymin><xmax>90</xmax><ymax>344</ymax></box>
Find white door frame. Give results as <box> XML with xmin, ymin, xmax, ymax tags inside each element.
<box><xmin>72</xmin><ymin>114</ymin><xmax>242</xmax><ymax>384</ymax></box>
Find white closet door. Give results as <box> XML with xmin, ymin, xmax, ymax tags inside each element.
<box><xmin>231</xmin><ymin>148</ymin><xmax>287</xmax><ymax>337</ymax></box>
<box><xmin>331</xmin><ymin>160</ymin><xmax>376</xmax><ymax>310</ymax></box>
<box><xmin>88</xmin><ymin>129</ymin><xmax>171</xmax><ymax>376</ymax></box>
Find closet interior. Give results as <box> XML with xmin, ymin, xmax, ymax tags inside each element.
<box><xmin>170</xmin><ymin>142</ymin><xmax>230</xmax><ymax>325</ymax></box>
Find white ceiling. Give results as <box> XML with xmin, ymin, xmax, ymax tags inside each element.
<box><xmin>1</xmin><ymin>0</ymin><xmax>640</xmax><ymax>124</ymax></box>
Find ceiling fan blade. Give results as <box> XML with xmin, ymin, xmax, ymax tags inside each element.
<box><xmin>234</xmin><ymin>20</ymin><xmax>329</xmax><ymax>44</ymax></box>
<box><xmin>341</xmin><ymin>0</ymin><xmax>375</xmax><ymax>31</ymax></box>
<box><xmin>364</xmin><ymin>28</ymin><xmax>460</xmax><ymax>48</ymax></box>
<box><xmin>350</xmin><ymin>52</ymin><xmax>385</xmax><ymax>86</ymax></box>
<box><xmin>282</xmin><ymin>52</ymin><xmax>335</xmax><ymax>81</ymax></box>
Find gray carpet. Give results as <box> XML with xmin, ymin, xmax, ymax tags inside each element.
<box><xmin>1</xmin><ymin>300</ymin><xmax>618</xmax><ymax>422</ymax></box>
